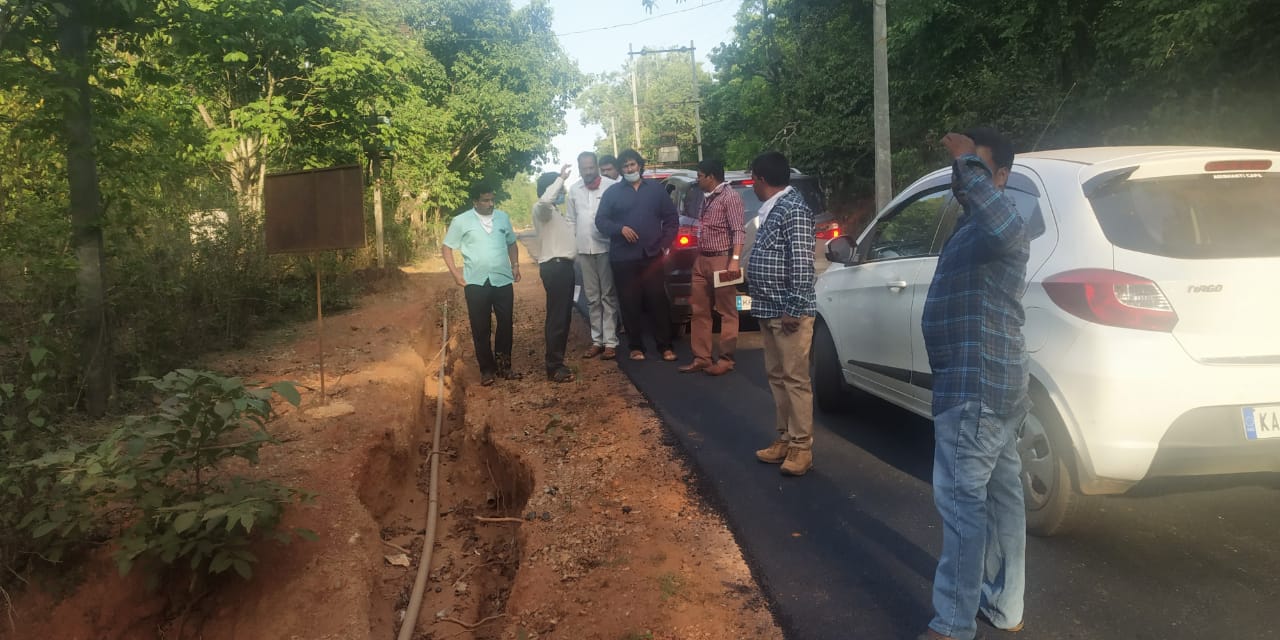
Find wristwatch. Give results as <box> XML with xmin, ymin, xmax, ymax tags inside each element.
<box><xmin>731</xmin><ymin>254</ymin><xmax>740</xmax><ymax>260</ymax></box>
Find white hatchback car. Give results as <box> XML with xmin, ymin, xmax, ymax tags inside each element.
<box><xmin>814</xmin><ymin>147</ymin><xmax>1280</xmax><ymax>535</ymax></box>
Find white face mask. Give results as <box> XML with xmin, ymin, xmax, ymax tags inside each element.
<box><xmin>623</xmin><ymin>171</ymin><xmax>641</xmax><ymax>184</ymax></box>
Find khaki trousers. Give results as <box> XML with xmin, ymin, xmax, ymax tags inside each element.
<box><xmin>760</xmin><ymin>316</ymin><xmax>815</xmax><ymax>450</ymax></box>
<box><xmin>689</xmin><ymin>253</ymin><xmax>740</xmax><ymax>364</ymax></box>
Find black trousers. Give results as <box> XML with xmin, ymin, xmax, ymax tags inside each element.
<box><xmin>540</xmin><ymin>259</ymin><xmax>575</xmax><ymax>373</ymax></box>
<box><xmin>611</xmin><ymin>256</ymin><xmax>673</xmax><ymax>353</ymax></box>
<box><xmin>463</xmin><ymin>281</ymin><xmax>514</xmax><ymax>375</ymax></box>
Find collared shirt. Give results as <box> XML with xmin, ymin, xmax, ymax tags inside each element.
<box><xmin>566</xmin><ymin>175</ymin><xmax>619</xmax><ymax>254</ymax></box>
<box><xmin>443</xmin><ymin>208</ymin><xmax>517</xmax><ymax>286</ymax></box>
<box><xmin>756</xmin><ymin>185</ymin><xmax>793</xmax><ymax>227</ymax></box>
<box><xmin>697</xmin><ymin>181</ymin><xmax>746</xmax><ymax>252</ymax></box>
<box><xmin>745</xmin><ymin>188</ymin><xmax>816</xmax><ymax>319</ymax></box>
<box><xmin>595</xmin><ymin>177</ymin><xmax>679</xmax><ymax>262</ymax></box>
<box><xmin>532</xmin><ymin>176</ymin><xmax>576</xmax><ymax>263</ymax></box>
<box><xmin>921</xmin><ymin>153</ymin><xmax>1031</xmax><ymax>418</ymax></box>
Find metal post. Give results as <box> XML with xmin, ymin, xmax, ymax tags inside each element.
<box><xmin>315</xmin><ymin>255</ymin><xmax>326</xmax><ymax>406</ymax></box>
<box><xmin>372</xmin><ymin>153</ymin><xmax>384</xmax><ymax>268</ymax></box>
<box><xmin>629</xmin><ymin>44</ymin><xmax>642</xmax><ymax>150</ymax></box>
<box><xmin>872</xmin><ymin>0</ymin><xmax>892</xmax><ymax>212</ymax></box>
<box><xmin>690</xmin><ymin>40</ymin><xmax>703</xmax><ymax>161</ymax></box>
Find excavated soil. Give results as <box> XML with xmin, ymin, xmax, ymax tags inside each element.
<box><xmin>5</xmin><ymin>248</ymin><xmax>783</xmax><ymax>640</ymax></box>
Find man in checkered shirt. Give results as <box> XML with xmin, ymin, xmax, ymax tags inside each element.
<box><xmin>744</xmin><ymin>151</ymin><xmax>817</xmax><ymax>477</ymax></box>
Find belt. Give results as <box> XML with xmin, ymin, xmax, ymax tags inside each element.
<box><xmin>700</xmin><ymin>249</ymin><xmax>730</xmax><ymax>257</ymax></box>
<box><xmin>543</xmin><ymin>256</ymin><xmax>573</xmax><ymax>264</ymax></box>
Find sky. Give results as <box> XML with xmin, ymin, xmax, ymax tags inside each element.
<box><xmin>514</xmin><ymin>0</ymin><xmax>745</xmax><ymax>174</ymax></box>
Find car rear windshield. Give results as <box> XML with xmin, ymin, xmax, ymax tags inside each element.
<box><xmin>733</xmin><ymin>178</ymin><xmax>825</xmax><ymax>218</ymax></box>
<box><xmin>1087</xmin><ymin>173</ymin><xmax>1280</xmax><ymax>259</ymax></box>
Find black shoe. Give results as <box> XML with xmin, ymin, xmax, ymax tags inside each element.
<box><xmin>547</xmin><ymin>367</ymin><xmax>575</xmax><ymax>383</ymax></box>
<box><xmin>495</xmin><ymin>354</ymin><xmax>522</xmax><ymax>380</ymax></box>
<box><xmin>481</xmin><ymin>372</ymin><xmax>496</xmax><ymax>386</ymax></box>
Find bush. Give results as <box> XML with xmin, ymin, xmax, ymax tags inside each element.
<box><xmin>9</xmin><ymin>368</ymin><xmax>314</xmax><ymax>591</ymax></box>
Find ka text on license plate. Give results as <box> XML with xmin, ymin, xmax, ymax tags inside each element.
<box><xmin>1243</xmin><ymin>405</ymin><xmax>1280</xmax><ymax>440</ymax></box>
<box><xmin>735</xmin><ymin>295</ymin><xmax>752</xmax><ymax>312</ymax></box>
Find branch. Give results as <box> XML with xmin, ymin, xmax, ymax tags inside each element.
<box><xmin>196</xmin><ymin>102</ymin><xmax>217</xmax><ymax>130</ymax></box>
<box><xmin>474</xmin><ymin>516</ymin><xmax>525</xmax><ymax>524</ymax></box>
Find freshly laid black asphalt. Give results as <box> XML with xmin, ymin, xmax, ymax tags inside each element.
<box><xmin>610</xmin><ymin>335</ymin><xmax>1280</xmax><ymax>640</ymax></box>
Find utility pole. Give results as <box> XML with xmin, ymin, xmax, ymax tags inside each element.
<box><xmin>629</xmin><ymin>43</ymin><xmax>704</xmax><ymax>162</ymax></box>
<box><xmin>610</xmin><ymin>113</ymin><xmax>619</xmax><ymax>156</ymax></box>
<box><xmin>372</xmin><ymin>153</ymin><xmax>384</xmax><ymax>268</ymax></box>
<box><xmin>689</xmin><ymin>40</ymin><xmax>703</xmax><ymax>161</ymax></box>
<box><xmin>872</xmin><ymin>0</ymin><xmax>892</xmax><ymax>212</ymax></box>
<box><xmin>629</xmin><ymin>44</ymin><xmax>642</xmax><ymax>150</ymax></box>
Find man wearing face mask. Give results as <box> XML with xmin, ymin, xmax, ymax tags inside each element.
<box><xmin>594</xmin><ymin>148</ymin><xmax>679</xmax><ymax>362</ymax></box>
<box><xmin>566</xmin><ymin>151</ymin><xmax>620</xmax><ymax>360</ymax></box>
<box><xmin>918</xmin><ymin>128</ymin><xmax>1030</xmax><ymax>640</ymax></box>
<box><xmin>679</xmin><ymin>158</ymin><xmax>745</xmax><ymax>376</ymax></box>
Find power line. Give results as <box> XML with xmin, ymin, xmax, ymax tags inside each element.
<box><xmin>553</xmin><ymin>0</ymin><xmax>729</xmax><ymax>38</ymax></box>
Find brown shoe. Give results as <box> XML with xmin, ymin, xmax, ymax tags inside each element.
<box><xmin>780</xmin><ymin>447</ymin><xmax>812</xmax><ymax>476</ymax></box>
<box><xmin>704</xmin><ymin>359</ymin><xmax>734</xmax><ymax>376</ymax></box>
<box><xmin>601</xmin><ymin>347</ymin><xmax>617</xmax><ymax>360</ymax></box>
<box><xmin>678</xmin><ymin>360</ymin><xmax>711</xmax><ymax>373</ymax></box>
<box><xmin>755</xmin><ymin>439</ymin><xmax>788</xmax><ymax>464</ymax></box>
<box><xmin>916</xmin><ymin>632</ymin><xmax>958</xmax><ymax>640</ymax></box>
<box><xmin>582</xmin><ymin>345</ymin><xmax>604</xmax><ymax>359</ymax></box>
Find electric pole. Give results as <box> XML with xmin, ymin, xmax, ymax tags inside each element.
<box><xmin>628</xmin><ymin>43</ymin><xmax>704</xmax><ymax>162</ymax></box>
<box><xmin>629</xmin><ymin>44</ymin><xmax>642</xmax><ymax>150</ymax></box>
<box><xmin>873</xmin><ymin>0</ymin><xmax>892</xmax><ymax>212</ymax></box>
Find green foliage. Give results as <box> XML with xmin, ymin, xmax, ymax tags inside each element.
<box><xmin>578</xmin><ymin>53</ymin><xmax>713</xmax><ymax>166</ymax></box>
<box><xmin>693</xmin><ymin>0</ymin><xmax>1280</xmax><ymax>215</ymax></box>
<box><xmin>17</xmin><ymin>370</ymin><xmax>310</xmax><ymax>588</ymax></box>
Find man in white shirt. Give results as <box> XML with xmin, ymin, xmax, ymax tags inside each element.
<box><xmin>533</xmin><ymin>165</ymin><xmax>577</xmax><ymax>382</ymax></box>
<box><xmin>565</xmin><ymin>151</ymin><xmax>621</xmax><ymax>360</ymax></box>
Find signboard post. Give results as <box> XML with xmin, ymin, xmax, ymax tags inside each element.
<box><xmin>263</xmin><ymin>164</ymin><xmax>366</xmax><ymax>405</ymax></box>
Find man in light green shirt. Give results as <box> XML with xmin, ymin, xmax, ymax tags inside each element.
<box><xmin>443</xmin><ymin>185</ymin><xmax>522</xmax><ymax>386</ymax></box>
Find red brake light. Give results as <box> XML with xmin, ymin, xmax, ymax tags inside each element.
<box><xmin>815</xmin><ymin>221</ymin><xmax>841</xmax><ymax>240</ymax></box>
<box><xmin>1204</xmin><ymin>160</ymin><xmax>1272</xmax><ymax>172</ymax></box>
<box><xmin>1042</xmin><ymin>269</ymin><xmax>1178</xmax><ymax>332</ymax></box>
<box><xmin>736</xmin><ymin>179</ymin><xmax>753</xmax><ymax>186</ymax></box>
<box><xmin>673</xmin><ymin>225</ymin><xmax>698</xmax><ymax>250</ymax></box>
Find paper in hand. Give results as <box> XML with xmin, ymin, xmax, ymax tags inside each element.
<box><xmin>713</xmin><ymin>270</ymin><xmax>745</xmax><ymax>288</ymax></box>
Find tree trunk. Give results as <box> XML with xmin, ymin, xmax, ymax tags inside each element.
<box><xmin>58</xmin><ymin>5</ymin><xmax>112</xmax><ymax>416</ymax></box>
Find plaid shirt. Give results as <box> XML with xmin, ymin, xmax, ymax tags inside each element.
<box><xmin>746</xmin><ymin>188</ymin><xmax>816</xmax><ymax>319</ymax></box>
<box><xmin>697</xmin><ymin>181</ymin><xmax>746</xmax><ymax>252</ymax></box>
<box><xmin>921</xmin><ymin>154</ymin><xmax>1031</xmax><ymax>417</ymax></box>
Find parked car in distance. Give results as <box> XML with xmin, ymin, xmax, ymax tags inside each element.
<box><xmin>813</xmin><ymin>146</ymin><xmax>1280</xmax><ymax>536</ymax></box>
<box><xmin>662</xmin><ymin>169</ymin><xmax>840</xmax><ymax>331</ymax></box>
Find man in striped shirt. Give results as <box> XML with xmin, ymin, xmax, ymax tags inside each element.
<box><xmin>679</xmin><ymin>159</ymin><xmax>746</xmax><ymax>376</ymax></box>
<box><xmin>918</xmin><ymin>128</ymin><xmax>1030</xmax><ymax>640</ymax></box>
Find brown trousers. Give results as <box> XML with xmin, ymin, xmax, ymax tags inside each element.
<box><xmin>689</xmin><ymin>253</ymin><xmax>740</xmax><ymax>364</ymax></box>
<box><xmin>760</xmin><ymin>316</ymin><xmax>815</xmax><ymax>450</ymax></box>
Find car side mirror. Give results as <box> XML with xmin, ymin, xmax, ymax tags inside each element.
<box><xmin>825</xmin><ymin>235</ymin><xmax>857</xmax><ymax>265</ymax></box>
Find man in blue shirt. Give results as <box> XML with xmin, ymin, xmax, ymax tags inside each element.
<box><xmin>443</xmin><ymin>184</ymin><xmax>523</xmax><ymax>386</ymax></box>
<box><xmin>744</xmin><ymin>151</ymin><xmax>817</xmax><ymax>477</ymax></box>
<box><xmin>595</xmin><ymin>149</ymin><xmax>679</xmax><ymax>362</ymax></box>
<box><xmin>918</xmin><ymin>128</ymin><xmax>1030</xmax><ymax>640</ymax></box>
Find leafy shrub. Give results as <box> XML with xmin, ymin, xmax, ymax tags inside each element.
<box><xmin>14</xmin><ymin>369</ymin><xmax>314</xmax><ymax>590</ymax></box>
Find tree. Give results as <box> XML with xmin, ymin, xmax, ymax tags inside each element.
<box><xmin>578</xmin><ymin>52</ymin><xmax>712</xmax><ymax>166</ymax></box>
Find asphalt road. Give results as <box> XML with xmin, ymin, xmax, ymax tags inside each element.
<box><xmin>611</xmin><ymin>331</ymin><xmax>1280</xmax><ymax>640</ymax></box>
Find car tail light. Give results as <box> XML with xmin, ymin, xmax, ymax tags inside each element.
<box><xmin>1042</xmin><ymin>269</ymin><xmax>1178</xmax><ymax>332</ymax></box>
<box><xmin>1204</xmin><ymin>160</ymin><xmax>1272</xmax><ymax>172</ymax></box>
<box><xmin>674</xmin><ymin>225</ymin><xmax>698</xmax><ymax>250</ymax></box>
<box><xmin>815</xmin><ymin>221</ymin><xmax>841</xmax><ymax>240</ymax></box>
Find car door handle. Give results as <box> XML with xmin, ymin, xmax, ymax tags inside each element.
<box><xmin>885</xmin><ymin>280</ymin><xmax>907</xmax><ymax>291</ymax></box>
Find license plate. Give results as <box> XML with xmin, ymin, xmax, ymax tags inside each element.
<box><xmin>735</xmin><ymin>295</ymin><xmax>752</xmax><ymax>311</ymax></box>
<box><xmin>1243</xmin><ymin>405</ymin><xmax>1280</xmax><ymax>440</ymax></box>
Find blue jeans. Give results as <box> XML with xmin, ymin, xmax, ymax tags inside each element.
<box><xmin>929</xmin><ymin>400</ymin><xmax>1027</xmax><ymax>640</ymax></box>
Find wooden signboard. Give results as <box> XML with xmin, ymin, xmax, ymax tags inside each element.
<box><xmin>262</xmin><ymin>164</ymin><xmax>366</xmax><ymax>407</ymax></box>
<box><xmin>264</xmin><ymin>164</ymin><xmax>365</xmax><ymax>254</ymax></box>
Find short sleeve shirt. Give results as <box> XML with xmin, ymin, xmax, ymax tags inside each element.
<box><xmin>443</xmin><ymin>209</ymin><xmax>517</xmax><ymax>286</ymax></box>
